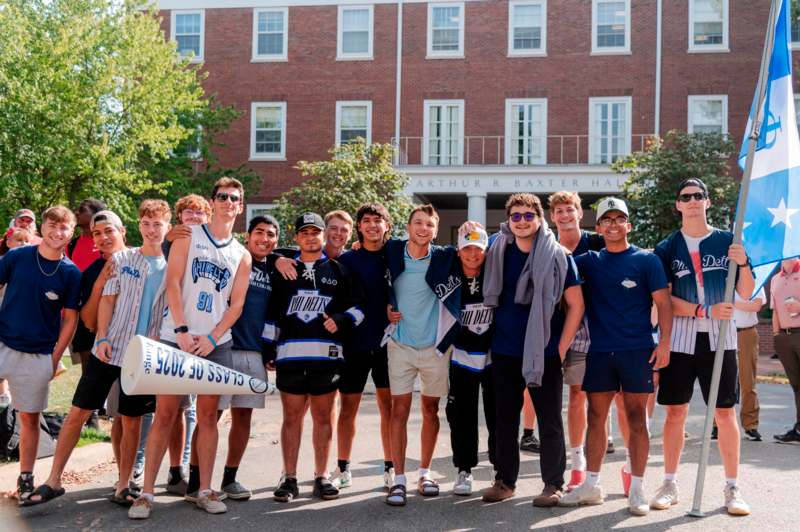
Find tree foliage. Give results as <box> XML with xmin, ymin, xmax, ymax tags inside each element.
<box><xmin>613</xmin><ymin>130</ymin><xmax>738</xmax><ymax>248</ymax></box>
<box><xmin>273</xmin><ymin>141</ymin><xmax>413</xmax><ymax>245</ymax></box>
<box><xmin>0</xmin><ymin>0</ymin><xmax>257</xmax><ymax>239</ymax></box>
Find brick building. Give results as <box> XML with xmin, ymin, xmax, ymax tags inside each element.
<box><xmin>157</xmin><ymin>0</ymin><xmax>795</xmax><ymax>241</ymax></box>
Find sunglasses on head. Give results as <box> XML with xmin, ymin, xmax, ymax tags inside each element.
<box><xmin>510</xmin><ymin>212</ymin><xmax>537</xmax><ymax>222</ymax></box>
<box><xmin>215</xmin><ymin>192</ymin><xmax>241</xmax><ymax>203</ymax></box>
<box><xmin>678</xmin><ymin>192</ymin><xmax>706</xmax><ymax>202</ymax></box>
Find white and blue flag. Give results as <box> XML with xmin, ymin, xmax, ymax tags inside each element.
<box><xmin>739</xmin><ymin>0</ymin><xmax>800</xmax><ymax>292</ymax></box>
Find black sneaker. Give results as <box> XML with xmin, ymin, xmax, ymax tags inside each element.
<box><xmin>606</xmin><ymin>438</ymin><xmax>615</xmax><ymax>454</ymax></box>
<box><xmin>520</xmin><ymin>433</ymin><xmax>540</xmax><ymax>453</ymax></box>
<box><xmin>774</xmin><ymin>427</ymin><xmax>800</xmax><ymax>443</ymax></box>
<box><xmin>273</xmin><ymin>477</ymin><xmax>299</xmax><ymax>502</ymax></box>
<box><xmin>312</xmin><ymin>477</ymin><xmax>340</xmax><ymax>500</ymax></box>
<box><xmin>17</xmin><ymin>474</ymin><xmax>34</xmax><ymax>502</ymax></box>
<box><xmin>711</xmin><ymin>426</ymin><xmax>718</xmax><ymax>440</ymax></box>
<box><xmin>744</xmin><ymin>429</ymin><xmax>762</xmax><ymax>441</ymax></box>
<box><xmin>86</xmin><ymin>411</ymin><xmax>100</xmax><ymax>430</ymax></box>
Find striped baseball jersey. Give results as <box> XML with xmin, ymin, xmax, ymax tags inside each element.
<box><xmin>160</xmin><ymin>224</ymin><xmax>246</xmax><ymax>344</ymax></box>
<box><xmin>95</xmin><ymin>248</ymin><xmax>168</xmax><ymax>366</ymax></box>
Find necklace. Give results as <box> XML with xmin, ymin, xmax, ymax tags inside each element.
<box><xmin>36</xmin><ymin>249</ymin><xmax>63</xmax><ymax>277</ymax></box>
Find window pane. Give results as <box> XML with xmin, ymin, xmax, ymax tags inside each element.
<box><xmin>341</xmin><ymin>106</ymin><xmax>367</xmax><ymax>129</ymax></box>
<box><xmin>514</xmin><ymin>4</ymin><xmax>541</xmax><ymax>28</ymax></box>
<box><xmin>596</xmin><ymin>1</ymin><xmax>626</xmax><ymax>48</ymax></box>
<box><xmin>265</xmin><ymin>12</ymin><xmax>284</xmax><ymax>32</ymax></box>
<box><xmin>427</xmin><ymin>104</ymin><xmax>460</xmax><ymax>165</ymax></box>
<box><xmin>343</xmin><ymin>31</ymin><xmax>369</xmax><ymax>53</ymax></box>
<box><xmin>514</xmin><ymin>27</ymin><xmax>541</xmax><ymax>50</ymax></box>
<box><xmin>594</xmin><ymin>101</ymin><xmax>628</xmax><ymax>163</ymax></box>
<box><xmin>176</xmin><ymin>14</ymin><xmax>200</xmax><ymax>34</ymax></box>
<box><xmin>256</xmin><ymin>130</ymin><xmax>281</xmax><ymax>153</ymax></box>
<box><xmin>693</xmin><ymin>22</ymin><xmax>723</xmax><ymax>45</ymax></box>
<box><xmin>177</xmin><ymin>35</ymin><xmax>200</xmax><ymax>56</ymax></box>
<box><xmin>433</xmin><ymin>29</ymin><xmax>460</xmax><ymax>50</ymax></box>
<box><xmin>258</xmin><ymin>34</ymin><xmax>283</xmax><ymax>55</ymax></box>
<box><xmin>343</xmin><ymin>9</ymin><xmax>369</xmax><ymax>31</ymax></box>
<box><xmin>691</xmin><ymin>99</ymin><xmax>723</xmax><ymax>133</ymax></box>
<box><xmin>340</xmin><ymin>129</ymin><xmax>367</xmax><ymax>143</ymax></box>
<box><xmin>433</xmin><ymin>7</ymin><xmax>460</xmax><ymax>29</ymax></box>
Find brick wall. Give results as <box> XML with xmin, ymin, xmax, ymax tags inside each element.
<box><xmin>757</xmin><ymin>321</ymin><xmax>775</xmax><ymax>356</ymax></box>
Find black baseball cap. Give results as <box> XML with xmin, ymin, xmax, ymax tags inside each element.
<box><xmin>294</xmin><ymin>212</ymin><xmax>324</xmax><ymax>232</ymax></box>
<box><xmin>676</xmin><ymin>178</ymin><xmax>708</xmax><ymax>199</ymax></box>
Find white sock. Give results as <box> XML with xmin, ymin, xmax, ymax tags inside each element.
<box><xmin>585</xmin><ymin>471</ymin><xmax>600</xmax><ymax>487</ymax></box>
<box><xmin>570</xmin><ymin>446</ymin><xmax>586</xmax><ymax>471</ymax></box>
<box><xmin>395</xmin><ymin>474</ymin><xmax>407</xmax><ymax>487</ymax></box>
<box><xmin>664</xmin><ymin>473</ymin><xmax>676</xmax><ymax>483</ymax></box>
<box><xmin>623</xmin><ymin>448</ymin><xmax>632</xmax><ymax>473</ymax></box>
<box><xmin>726</xmin><ymin>478</ymin><xmax>737</xmax><ymax>487</ymax></box>
<box><xmin>630</xmin><ymin>476</ymin><xmax>643</xmax><ymax>493</ymax></box>
<box><xmin>141</xmin><ymin>492</ymin><xmax>154</xmax><ymax>502</ymax></box>
<box><xmin>418</xmin><ymin>468</ymin><xmax>430</xmax><ymax>479</ymax></box>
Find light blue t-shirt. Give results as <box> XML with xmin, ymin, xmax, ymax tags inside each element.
<box><xmin>392</xmin><ymin>245</ymin><xmax>439</xmax><ymax>348</ymax></box>
<box><xmin>135</xmin><ymin>255</ymin><xmax>167</xmax><ymax>336</ymax></box>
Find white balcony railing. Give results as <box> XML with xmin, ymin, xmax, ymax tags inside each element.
<box><xmin>391</xmin><ymin>134</ymin><xmax>658</xmax><ymax>166</ymax></box>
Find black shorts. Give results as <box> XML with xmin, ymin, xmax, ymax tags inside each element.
<box><xmin>72</xmin><ymin>354</ymin><xmax>156</xmax><ymax>417</ymax></box>
<box><xmin>338</xmin><ymin>346</ymin><xmax>390</xmax><ymax>394</ymax></box>
<box><xmin>657</xmin><ymin>333</ymin><xmax>739</xmax><ymax>408</ymax></box>
<box><xmin>276</xmin><ymin>361</ymin><xmax>341</xmax><ymax>396</ymax></box>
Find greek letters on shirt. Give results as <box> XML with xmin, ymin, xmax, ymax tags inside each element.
<box><xmin>460</xmin><ymin>303</ymin><xmax>493</xmax><ymax>335</ymax></box>
<box><xmin>288</xmin><ymin>289</ymin><xmax>332</xmax><ymax>323</ymax></box>
<box><xmin>191</xmin><ymin>258</ymin><xmax>232</xmax><ymax>292</ymax></box>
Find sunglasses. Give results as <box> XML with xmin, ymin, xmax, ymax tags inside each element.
<box><xmin>678</xmin><ymin>192</ymin><xmax>706</xmax><ymax>202</ymax></box>
<box><xmin>215</xmin><ymin>192</ymin><xmax>241</xmax><ymax>203</ymax></box>
<box><xmin>510</xmin><ymin>212</ymin><xmax>537</xmax><ymax>222</ymax></box>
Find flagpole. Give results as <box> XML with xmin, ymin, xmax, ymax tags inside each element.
<box><xmin>688</xmin><ymin>0</ymin><xmax>781</xmax><ymax>517</ymax></box>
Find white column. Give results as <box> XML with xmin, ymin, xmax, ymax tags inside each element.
<box><xmin>467</xmin><ymin>192</ymin><xmax>487</xmax><ymax>226</ymax></box>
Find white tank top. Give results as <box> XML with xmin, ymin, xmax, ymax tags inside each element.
<box><xmin>160</xmin><ymin>224</ymin><xmax>246</xmax><ymax>344</ymax></box>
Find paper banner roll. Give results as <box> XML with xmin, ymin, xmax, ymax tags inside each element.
<box><xmin>121</xmin><ymin>335</ymin><xmax>269</xmax><ymax>396</ymax></box>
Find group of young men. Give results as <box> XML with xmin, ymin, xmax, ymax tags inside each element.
<box><xmin>0</xmin><ymin>176</ymin><xmax>757</xmax><ymax>519</ymax></box>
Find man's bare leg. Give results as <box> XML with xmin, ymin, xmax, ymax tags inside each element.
<box><xmin>419</xmin><ymin>395</ymin><xmax>440</xmax><ymax>470</ymax></box>
<box><xmin>280</xmin><ymin>393</ymin><xmax>307</xmax><ymax>476</ymax></box>
<box><xmin>29</xmin><ymin>407</ymin><xmax>92</xmax><ymax>500</ymax></box>
<box><xmin>141</xmin><ymin>396</ymin><xmax>183</xmax><ymax>495</ymax></box>
<box><xmin>116</xmin><ymin>416</ymin><xmax>143</xmax><ymax>497</ymax></box>
<box><xmin>310</xmin><ymin>392</ymin><xmax>336</xmax><ymax>477</ymax></box>
<box><xmin>195</xmin><ymin>394</ymin><xmax>221</xmax><ymax>493</ymax></box>
<box><xmin>390</xmin><ymin>394</ymin><xmax>413</xmax><ymax>477</ymax></box>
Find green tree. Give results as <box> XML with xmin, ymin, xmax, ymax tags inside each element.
<box><xmin>613</xmin><ymin>130</ymin><xmax>738</xmax><ymax>248</ymax></box>
<box><xmin>0</xmin><ymin>0</ymin><xmax>255</xmax><ymax>235</ymax></box>
<box><xmin>273</xmin><ymin>141</ymin><xmax>413</xmax><ymax>245</ymax></box>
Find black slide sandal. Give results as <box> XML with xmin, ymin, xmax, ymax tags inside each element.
<box><xmin>20</xmin><ymin>485</ymin><xmax>66</xmax><ymax>507</ymax></box>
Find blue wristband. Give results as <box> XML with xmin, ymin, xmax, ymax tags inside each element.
<box><xmin>95</xmin><ymin>337</ymin><xmax>110</xmax><ymax>348</ymax></box>
<box><xmin>207</xmin><ymin>334</ymin><xmax>218</xmax><ymax>349</ymax></box>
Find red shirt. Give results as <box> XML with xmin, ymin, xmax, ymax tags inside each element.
<box><xmin>69</xmin><ymin>234</ymin><xmax>100</xmax><ymax>272</ymax></box>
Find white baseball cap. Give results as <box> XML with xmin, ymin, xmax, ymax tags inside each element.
<box><xmin>458</xmin><ymin>227</ymin><xmax>489</xmax><ymax>250</ymax></box>
<box><xmin>596</xmin><ymin>197</ymin><xmax>629</xmax><ymax>220</ymax></box>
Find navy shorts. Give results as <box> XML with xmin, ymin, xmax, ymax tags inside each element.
<box><xmin>582</xmin><ymin>348</ymin><xmax>655</xmax><ymax>394</ymax></box>
<box><xmin>338</xmin><ymin>346</ymin><xmax>390</xmax><ymax>394</ymax></box>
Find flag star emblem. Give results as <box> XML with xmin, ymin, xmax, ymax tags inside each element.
<box><xmin>767</xmin><ymin>198</ymin><xmax>799</xmax><ymax>228</ymax></box>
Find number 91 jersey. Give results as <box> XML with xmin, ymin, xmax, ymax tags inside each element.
<box><xmin>161</xmin><ymin>224</ymin><xmax>246</xmax><ymax>344</ymax></box>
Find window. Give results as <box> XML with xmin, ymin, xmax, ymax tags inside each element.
<box><xmin>336</xmin><ymin>101</ymin><xmax>372</xmax><ymax>145</ymax></box>
<box><xmin>505</xmin><ymin>99</ymin><xmax>547</xmax><ymax>165</ymax></box>
<box><xmin>588</xmin><ymin>97</ymin><xmax>632</xmax><ymax>164</ymax></box>
<box><xmin>246</xmin><ymin>203</ymin><xmax>277</xmax><ymax>227</ymax></box>
<box><xmin>252</xmin><ymin>8</ymin><xmax>288</xmax><ymax>61</ymax></box>
<box><xmin>689</xmin><ymin>0</ymin><xmax>728</xmax><ymax>52</ymax></box>
<box><xmin>591</xmin><ymin>0</ymin><xmax>630</xmax><ymax>54</ymax></box>
<box><xmin>250</xmin><ymin>102</ymin><xmax>286</xmax><ymax>160</ymax></box>
<box><xmin>423</xmin><ymin>100</ymin><xmax>464</xmax><ymax>165</ymax></box>
<box><xmin>427</xmin><ymin>3</ymin><xmax>465</xmax><ymax>58</ymax></box>
<box><xmin>792</xmin><ymin>0</ymin><xmax>800</xmax><ymax>49</ymax></box>
<box><xmin>187</xmin><ymin>126</ymin><xmax>203</xmax><ymax>161</ymax></box>
<box><xmin>171</xmin><ymin>10</ymin><xmax>204</xmax><ymax>62</ymax></box>
<box><xmin>338</xmin><ymin>6</ymin><xmax>373</xmax><ymax>59</ymax></box>
<box><xmin>508</xmin><ymin>1</ymin><xmax>546</xmax><ymax>56</ymax></box>
<box><xmin>688</xmin><ymin>95</ymin><xmax>728</xmax><ymax>135</ymax></box>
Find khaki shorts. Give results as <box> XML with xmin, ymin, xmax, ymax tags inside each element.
<box><xmin>0</xmin><ymin>341</ymin><xmax>53</xmax><ymax>413</ymax></box>
<box><xmin>563</xmin><ymin>349</ymin><xmax>588</xmax><ymax>386</ymax></box>
<box><xmin>387</xmin><ymin>338</ymin><xmax>450</xmax><ymax>397</ymax></box>
<box><xmin>218</xmin><ymin>350</ymin><xmax>267</xmax><ymax>410</ymax></box>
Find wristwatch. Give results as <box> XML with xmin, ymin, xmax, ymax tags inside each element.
<box><xmin>174</xmin><ymin>325</ymin><xmax>189</xmax><ymax>334</ymax></box>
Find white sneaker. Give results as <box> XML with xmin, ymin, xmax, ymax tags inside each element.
<box><xmin>453</xmin><ymin>471</ymin><xmax>473</xmax><ymax>496</ymax></box>
<box><xmin>197</xmin><ymin>491</ymin><xmax>227</xmax><ymax>514</ymax></box>
<box><xmin>128</xmin><ymin>496</ymin><xmax>152</xmax><ymax>519</ymax></box>
<box><xmin>557</xmin><ymin>482</ymin><xmax>604</xmax><ymax>506</ymax></box>
<box><xmin>724</xmin><ymin>485</ymin><xmax>751</xmax><ymax>516</ymax></box>
<box><xmin>0</xmin><ymin>394</ymin><xmax>11</xmax><ymax>408</ymax></box>
<box><xmin>383</xmin><ymin>467</ymin><xmax>395</xmax><ymax>490</ymax></box>
<box><xmin>650</xmin><ymin>480</ymin><xmax>678</xmax><ymax>510</ymax></box>
<box><xmin>628</xmin><ymin>484</ymin><xmax>649</xmax><ymax>516</ymax></box>
<box><xmin>332</xmin><ymin>469</ymin><xmax>352</xmax><ymax>489</ymax></box>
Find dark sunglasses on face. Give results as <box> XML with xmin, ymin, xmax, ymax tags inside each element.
<box><xmin>510</xmin><ymin>212</ymin><xmax>537</xmax><ymax>222</ymax></box>
<box><xmin>678</xmin><ymin>192</ymin><xmax>706</xmax><ymax>202</ymax></box>
<box><xmin>215</xmin><ymin>192</ymin><xmax>241</xmax><ymax>203</ymax></box>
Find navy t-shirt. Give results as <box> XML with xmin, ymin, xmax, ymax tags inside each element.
<box><xmin>574</xmin><ymin>246</ymin><xmax>668</xmax><ymax>352</ymax></box>
<box><xmin>544</xmin><ymin>255</ymin><xmax>582</xmax><ymax>357</ymax></box>
<box><xmin>71</xmin><ymin>257</ymin><xmax>106</xmax><ymax>352</ymax></box>
<box><xmin>0</xmin><ymin>246</ymin><xmax>81</xmax><ymax>354</ymax></box>
<box><xmin>232</xmin><ymin>257</ymin><xmax>273</xmax><ymax>353</ymax></box>
<box><xmin>572</xmin><ymin>230</ymin><xmax>605</xmax><ymax>256</ymax></box>
<box><xmin>490</xmin><ymin>241</ymin><xmax>531</xmax><ymax>358</ymax></box>
<box><xmin>338</xmin><ymin>247</ymin><xmax>389</xmax><ymax>353</ymax></box>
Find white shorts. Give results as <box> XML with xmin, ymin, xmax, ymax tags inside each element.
<box><xmin>218</xmin><ymin>350</ymin><xmax>268</xmax><ymax>410</ymax></box>
<box><xmin>387</xmin><ymin>338</ymin><xmax>450</xmax><ymax>397</ymax></box>
<box><xmin>0</xmin><ymin>341</ymin><xmax>52</xmax><ymax>413</ymax></box>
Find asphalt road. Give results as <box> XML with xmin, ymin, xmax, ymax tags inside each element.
<box><xmin>2</xmin><ymin>381</ymin><xmax>798</xmax><ymax>532</ymax></box>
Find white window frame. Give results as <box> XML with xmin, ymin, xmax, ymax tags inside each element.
<box><xmin>250</xmin><ymin>102</ymin><xmax>287</xmax><ymax>161</ymax></box>
<box><xmin>504</xmin><ymin>98</ymin><xmax>548</xmax><ymax>165</ymax></box>
<box><xmin>427</xmin><ymin>2</ymin><xmax>465</xmax><ymax>59</ymax></box>
<box><xmin>187</xmin><ymin>125</ymin><xmax>203</xmax><ymax>161</ymax></box>
<box><xmin>423</xmin><ymin>99</ymin><xmax>465</xmax><ymax>165</ymax></box>
<box><xmin>507</xmin><ymin>0</ymin><xmax>547</xmax><ymax>57</ymax></box>
<box><xmin>337</xmin><ymin>5</ymin><xmax>374</xmax><ymax>60</ymax></box>
<box><xmin>335</xmin><ymin>100</ymin><xmax>373</xmax><ymax>146</ymax></box>
<box><xmin>591</xmin><ymin>0</ymin><xmax>630</xmax><ymax>55</ymax></box>
<box><xmin>171</xmin><ymin>9</ymin><xmax>205</xmax><ymax>63</ymax></box>
<box><xmin>252</xmin><ymin>7</ymin><xmax>288</xmax><ymax>62</ymax></box>
<box><xmin>588</xmin><ymin>96</ymin><xmax>632</xmax><ymax>164</ymax></box>
<box><xmin>246</xmin><ymin>203</ymin><xmax>277</xmax><ymax>227</ymax></box>
<box><xmin>688</xmin><ymin>0</ymin><xmax>729</xmax><ymax>53</ymax></box>
<box><xmin>687</xmin><ymin>95</ymin><xmax>728</xmax><ymax>135</ymax></box>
